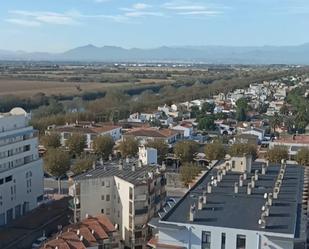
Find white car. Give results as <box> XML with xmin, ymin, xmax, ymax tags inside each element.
<box><xmin>31</xmin><ymin>236</ymin><xmax>47</xmax><ymax>249</ymax></box>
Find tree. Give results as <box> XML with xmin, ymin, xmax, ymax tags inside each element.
<box><xmin>266</xmin><ymin>146</ymin><xmax>288</xmax><ymax>163</ymax></box>
<box><xmin>93</xmin><ymin>135</ymin><xmax>115</xmax><ymax>160</ymax></box>
<box><xmin>228</xmin><ymin>143</ymin><xmax>257</xmax><ymax>160</ymax></box>
<box><xmin>66</xmin><ymin>133</ymin><xmax>87</xmax><ymax>157</ymax></box>
<box><xmin>198</xmin><ymin>115</ymin><xmax>216</xmax><ymax>131</ymax></box>
<box><xmin>296</xmin><ymin>148</ymin><xmax>309</xmax><ymax>166</ymax></box>
<box><xmin>147</xmin><ymin>139</ymin><xmax>169</xmax><ymax>164</ymax></box>
<box><xmin>44</xmin><ymin>148</ymin><xmax>70</xmax><ymax>194</ymax></box>
<box><xmin>118</xmin><ymin>137</ymin><xmax>139</xmax><ymax>158</ymax></box>
<box><xmin>190</xmin><ymin>106</ymin><xmax>200</xmax><ymax>118</ymax></box>
<box><xmin>40</xmin><ymin>133</ymin><xmax>61</xmax><ymax>148</ymax></box>
<box><xmin>205</xmin><ymin>142</ymin><xmax>226</xmax><ymax>161</ymax></box>
<box><xmin>280</xmin><ymin>104</ymin><xmax>289</xmax><ymax>115</ymax></box>
<box><xmin>236</xmin><ymin>98</ymin><xmax>248</xmax><ymax>121</ymax></box>
<box><xmin>72</xmin><ymin>156</ymin><xmax>95</xmax><ymax>175</ymax></box>
<box><xmin>270</xmin><ymin>112</ymin><xmax>282</xmax><ymax>133</ymax></box>
<box><xmin>180</xmin><ymin>163</ymin><xmax>202</xmax><ymax>187</ymax></box>
<box><xmin>202</xmin><ymin>102</ymin><xmax>215</xmax><ymax>114</ymax></box>
<box><xmin>174</xmin><ymin>140</ymin><xmax>199</xmax><ymax>162</ymax></box>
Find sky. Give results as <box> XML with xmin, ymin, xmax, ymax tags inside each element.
<box><xmin>1</xmin><ymin>0</ymin><xmax>309</xmax><ymax>52</ymax></box>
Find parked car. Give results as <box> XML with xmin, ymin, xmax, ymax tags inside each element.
<box><xmin>31</xmin><ymin>236</ymin><xmax>47</xmax><ymax>249</ymax></box>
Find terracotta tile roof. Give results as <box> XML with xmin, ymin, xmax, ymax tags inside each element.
<box><xmin>52</xmin><ymin>124</ymin><xmax>121</xmax><ymax>134</ymax></box>
<box><xmin>274</xmin><ymin>135</ymin><xmax>309</xmax><ymax>144</ymax></box>
<box><xmin>41</xmin><ymin>215</ymin><xmax>117</xmax><ymax>249</ymax></box>
<box><xmin>125</xmin><ymin>128</ymin><xmax>179</xmax><ymax>138</ymax></box>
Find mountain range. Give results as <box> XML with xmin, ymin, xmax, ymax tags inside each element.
<box><xmin>1</xmin><ymin>43</ymin><xmax>309</xmax><ymax>64</ymax></box>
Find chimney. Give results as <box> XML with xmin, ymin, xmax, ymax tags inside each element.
<box><xmin>213</xmin><ymin>178</ymin><xmax>218</xmax><ymax>187</ymax></box>
<box><xmin>207</xmin><ymin>182</ymin><xmax>212</xmax><ymax>193</ymax></box>
<box><xmin>251</xmin><ymin>176</ymin><xmax>255</xmax><ymax>188</ymax></box>
<box><xmin>247</xmin><ymin>183</ymin><xmax>252</xmax><ymax>195</ymax></box>
<box><xmin>254</xmin><ymin>170</ymin><xmax>259</xmax><ymax>181</ymax></box>
<box><xmin>258</xmin><ymin>216</ymin><xmax>266</xmax><ymax>229</ymax></box>
<box><xmin>85</xmin><ymin>213</ymin><xmax>89</xmax><ymax>218</ymax></box>
<box><xmin>234</xmin><ymin>182</ymin><xmax>239</xmax><ymax>194</ymax></box>
<box><xmin>266</xmin><ymin>160</ymin><xmax>269</xmax><ymax>167</ymax></box>
<box><xmin>264</xmin><ymin>205</ymin><xmax>270</xmax><ymax>216</ymax></box>
<box><xmin>222</xmin><ymin>167</ymin><xmax>227</xmax><ymax>175</ymax></box>
<box><xmin>273</xmin><ymin>187</ymin><xmax>279</xmax><ymax>199</ymax></box>
<box><xmin>189</xmin><ymin>204</ymin><xmax>195</xmax><ymax>221</ymax></box>
<box><xmin>91</xmin><ymin>229</ymin><xmax>95</xmax><ymax>235</ymax></box>
<box><xmin>80</xmin><ymin>235</ymin><xmax>84</xmax><ymax>242</ymax></box>
<box><xmin>202</xmin><ymin>191</ymin><xmax>207</xmax><ymax>204</ymax></box>
<box><xmin>77</xmin><ymin>229</ymin><xmax>80</xmax><ymax>235</ymax></box>
<box><xmin>132</xmin><ymin>163</ymin><xmax>136</xmax><ymax>172</ymax></box>
<box><xmin>268</xmin><ymin>193</ymin><xmax>273</xmax><ymax>206</ymax></box>
<box><xmin>126</xmin><ymin>156</ymin><xmax>130</xmax><ymax>164</ymax></box>
<box><xmin>217</xmin><ymin>171</ymin><xmax>222</xmax><ymax>182</ymax></box>
<box><xmin>262</xmin><ymin>164</ymin><xmax>266</xmax><ymax>175</ymax></box>
<box><xmin>109</xmin><ymin>154</ymin><xmax>112</xmax><ymax>161</ymax></box>
<box><xmin>198</xmin><ymin>196</ymin><xmax>204</xmax><ymax>210</ymax></box>
<box><xmin>239</xmin><ymin>175</ymin><xmax>244</xmax><ymax>187</ymax></box>
<box><xmin>243</xmin><ymin>172</ymin><xmax>247</xmax><ymax>180</ymax></box>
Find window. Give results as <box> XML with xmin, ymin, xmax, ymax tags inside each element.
<box><xmin>106</xmin><ymin>208</ymin><xmax>110</xmax><ymax>215</ymax></box>
<box><xmin>236</xmin><ymin>235</ymin><xmax>246</xmax><ymax>249</ymax></box>
<box><xmin>106</xmin><ymin>180</ymin><xmax>110</xmax><ymax>187</ymax></box>
<box><xmin>101</xmin><ymin>209</ymin><xmax>104</xmax><ymax>214</ymax></box>
<box><xmin>221</xmin><ymin>233</ymin><xmax>226</xmax><ymax>249</ymax></box>
<box><xmin>129</xmin><ymin>187</ymin><xmax>133</xmax><ymax>200</ymax></box>
<box><xmin>5</xmin><ymin>175</ymin><xmax>12</xmax><ymax>183</ymax></box>
<box><xmin>101</xmin><ymin>195</ymin><xmax>104</xmax><ymax>201</ymax></box>
<box><xmin>106</xmin><ymin>195</ymin><xmax>110</xmax><ymax>201</ymax></box>
<box><xmin>201</xmin><ymin>231</ymin><xmax>211</xmax><ymax>249</ymax></box>
<box><xmin>129</xmin><ymin>202</ymin><xmax>133</xmax><ymax>215</ymax></box>
<box><xmin>101</xmin><ymin>181</ymin><xmax>105</xmax><ymax>186</ymax></box>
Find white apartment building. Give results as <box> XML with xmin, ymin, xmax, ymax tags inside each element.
<box><xmin>148</xmin><ymin>159</ymin><xmax>307</xmax><ymax>249</ymax></box>
<box><xmin>0</xmin><ymin>108</ymin><xmax>43</xmax><ymax>226</ymax></box>
<box><xmin>70</xmin><ymin>160</ymin><xmax>167</xmax><ymax>249</ymax></box>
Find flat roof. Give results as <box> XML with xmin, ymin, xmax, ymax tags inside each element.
<box><xmin>73</xmin><ymin>160</ymin><xmax>162</xmax><ymax>185</ymax></box>
<box><xmin>162</xmin><ymin>163</ymin><xmax>305</xmax><ymax>236</ymax></box>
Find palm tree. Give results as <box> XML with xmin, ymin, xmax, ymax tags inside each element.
<box><xmin>270</xmin><ymin>112</ymin><xmax>282</xmax><ymax>134</ymax></box>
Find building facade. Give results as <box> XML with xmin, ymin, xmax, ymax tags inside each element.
<box><xmin>70</xmin><ymin>160</ymin><xmax>167</xmax><ymax>249</ymax></box>
<box><xmin>0</xmin><ymin>108</ymin><xmax>43</xmax><ymax>226</ymax></box>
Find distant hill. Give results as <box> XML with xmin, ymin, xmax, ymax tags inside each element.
<box><xmin>1</xmin><ymin>43</ymin><xmax>309</xmax><ymax>64</ymax></box>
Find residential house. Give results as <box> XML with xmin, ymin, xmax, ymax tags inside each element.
<box><xmin>47</xmin><ymin>123</ymin><xmax>122</xmax><ymax>150</ymax></box>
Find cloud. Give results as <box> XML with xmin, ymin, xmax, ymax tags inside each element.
<box><xmin>8</xmin><ymin>10</ymin><xmax>79</xmax><ymax>26</ymax></box>
<box><xmin>5</xmin><ymin>18</ymin><xmax>41</xmax><ymax>27</ymax></box>
<box><xmin>178</xmin><ymin>10</ymin><xmax>222</xmax><ymax>16</ymax></box>
<box><xmin>120</xmin><ymin>2</ymin><xmax>162</xmax><ymax>18</ymax></box>
<box><xmin>162</xmin><ymin>1</ymin><xmax>225</xmax><ymax>16</ymax></box>
<box><xmin>132</xmin><ymin>3</ymin><xmax>152</xmax><ymax>10</ymax></box>
<box><xmin>125</xmin><ymin>11</ymin><xmax>163</xmax><ymax>17</ymax></box>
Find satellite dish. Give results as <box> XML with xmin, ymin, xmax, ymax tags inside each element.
<box><xmin>10</xmin><ymin>107</ymin><xmax>27</xmax><ymax>116</ymax></box>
